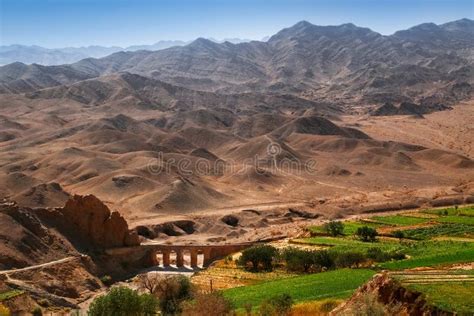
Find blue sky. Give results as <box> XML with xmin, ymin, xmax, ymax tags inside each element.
<box><xmin>1</xmin><ymin>0</ymin><xmax>473</xmax><ymax>48</ymax></box>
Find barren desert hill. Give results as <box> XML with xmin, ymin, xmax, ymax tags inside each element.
<box><xmin>0</xmin><ymin>88</ymin><xmax>473</xmax><ymax>220</ymax></box>
<box><xmin>0</xmin><ymin>18</ymin><xmax>473</xmax><ymax>223</ymax></box>
<box><xmin>1</xmin><ymin>19</ymin><xmax>473</xmax><ymax>108</ymax></box>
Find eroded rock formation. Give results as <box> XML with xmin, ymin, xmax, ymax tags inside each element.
<box><xmin>60</xmin><ymin>194</ymin><xmax>139</xmax><ymax>248</ymax></box>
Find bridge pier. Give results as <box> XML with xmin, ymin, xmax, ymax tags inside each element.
<box><xmin>190</xmin><ymin>250</ymin><xmax>198</xmax><ymax>267</ymax></box>
<box><xmin>176</xmin><ymin>250</ymin><xmax>184</xmax><ymax>267</ymax></box>
<box><xmin>203</xmin><ymin>249</ymin><xmax>212</xmax><ymax>267</ymax></box>
<box><xmin>162</xmin><ymin>250</ymin><xmax>170</xmax><ymax>266</ymax></box>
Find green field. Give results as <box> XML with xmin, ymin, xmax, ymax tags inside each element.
<box><xmin>296</xmin><ymin>207</ymin><xmax>474</xmax><ymax>270</ymax></box>
<box><xmin>293</xmin><ymin>236</ymin><xmax>400</xmax><ymax>252</ymax></box>
<box><xmin>437</xmin><ymin>215</ymin><xmax>474</xmax><ymax>225</ymax></box>
<box><xmin>308</xmin><ymin>221</ymin><xmax>383</xmax><ymax>236</ymax></box>
<box><xmin>405</xmin><ymin>282</ymin><xmax>474</xmax><ymax>313</ymax></box>
<box><xmin>422</xmin><ymin>205</ymin><xmax>474</xmax><ymax>217</ymax></box>
<box><xmin>222</xmin><ymin>206</ymin><xmax>474</xmax><ymax>313</ymax></box>
<box><xmin>370</xmin><ymin>215</ymin><xmax>429</xmax><ymax>226</ymax></box>
<box><xmin>294</xmin><ymin>236</ymin><xmax>474</xmax><ymax>270</ymax></box>
<box><xmin>399</xmin><ymin>223</ymin><xmax>474</xmax><ymax>240</ymax></box>
<box><xmin>223</xmin><ymin>269</ymin><xmax>375</xmax><ymax>309</ymax></box>
<box><xmin>379</xmin><ymin>241</ymin><xmax>474</xmax><ymax>270</ymax></box>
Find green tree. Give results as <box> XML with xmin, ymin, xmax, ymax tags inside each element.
<box><xmin>238</xmin><ymin>245</ymin><xmax>278</xmax><ymax>272</ymax></box>
<box><xmin>88</xmin><ymin>286</ymin><xmax>159</xmax><ymax>316</ymax></box>
<box><xmin>154</xmin><ymin>275</ymin><xmax>193</xmax><ymax>315</ymax></box>
<box><xmin>333</xmin><ymin>251</ymin><xmax>366</xmax><ymax>268</ymax></box>
<box><xmin>312</xmin><ymin>250</ymin><xmax>334</xmax><ymax>270</ymax></box>
<box><xmin>323</xmin><ymin>221</ymin><xmax>344</xmax><ymax>236</ymax></box>
<box><xmin>282</xmin><ymin>248</ymin><xmax>314</xmax><ymax>273</ymax></box>
<box><xmin>355</xmin><ymin>226</ymin><xmax>378</xmax><ymax>242</ymax></box>
<box><xmin>392</xmin><ymin>230</ymin><xmax>405</xmax><ymax>241</ymax></box>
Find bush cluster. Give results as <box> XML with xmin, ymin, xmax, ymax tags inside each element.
<box><xmin>355</xmin><ymin>226</ymin><xmax>378</xmax><ymax>242</ymax></box>
<box><xmin>238</xmin><ymin>245</ymin><xmax>406</xmax><ymax>273</ymax></box>
<box><xmin>323</xmin><ymin>221</ymin><xmax>345</xmax><ymax>236</ymax></box>
<box><xmin>88</xmin><ymin>287</ymin><xmax>159</xmax><ymax>316</ymax></box>
<box><xmin>259</xmin><ymin>293</ymin><xmax>294</xmax><ymax>316</ymax></box>
<box><xmin>237</xmin><ymin>245</ymin><xmax>278</xmax><ymax>272</ymax></box>
<box><xmin>89</xmin><ymin>275</ymin><xmax>234</xmax><ymax>316</ymax></box>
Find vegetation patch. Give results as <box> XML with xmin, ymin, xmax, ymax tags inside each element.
<box><xmin>0</xmin><ymin>290</ymin><xmax>24</xmax><ymax>302</ymax></box>
<box><xmin>422</xmin><ymin>206</ymin><xmax>474</xmax><ymax>217</ymax></box>
<box><xmin>398</xmin><ymin>223</ymin><xmax>474</xmax><ymax>240</ymax></box>
<box><xmin>293</xmin><ymin>236</ymin><xmax>400</xmax><ymax>252</ymax></box>
<box><xmin>370</xmin><ymin>215</ymin><xmax>429</xmax><ymax>226</ymax></box>
<box><xmin>405</xmin><ymin>282</ymin><xmax>474</xmax><ymax>314</ymax></box>
<box><xmin>222</xmin><ymin>269</ymin><xmax>375</xmax><ymax>309</ymax></box>
<box><xmin>379</xmin><ymin>240</ymin><xmax>474</xmax><ymax>270</ymax></box>
<box><xmin>308</xmin><ymin>220</ymin><xmax>384</xmax><ymax>236</ymax></box>
<box><xmin>437</xmin><ymin>215</ymin><xmax>474</xmax><ymax>226</ymax></box>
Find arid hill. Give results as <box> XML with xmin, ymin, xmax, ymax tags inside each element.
<box><xmin>1</xmin><ymin>19</ymin><xmax>473</xmax><ymax>109</ymax></box>
<box><xmin>0</xmin><ymin>18</ymin><xmax>472</xmax><ymax>231</ymax></box>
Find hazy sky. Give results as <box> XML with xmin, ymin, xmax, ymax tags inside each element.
<box><xmin>1</xmin><ymin>0</ymin><xmax>473</xmax><ymax>48</ymax></box>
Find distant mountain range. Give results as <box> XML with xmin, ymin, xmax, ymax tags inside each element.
<box><xmin>0</xmin><ymin>38</ymin><xmax>266</xmax><ymax>66</ymax></box>
<box><xmin>0</xmin><ymin>19</ymin><xmax>472</xmax><ymax>107</ymax></box>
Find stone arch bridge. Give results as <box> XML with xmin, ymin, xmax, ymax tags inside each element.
<box><xmin>105</xmin><ymin>242</ymin><xmax>254</xmax><ymax>269</ymax></box>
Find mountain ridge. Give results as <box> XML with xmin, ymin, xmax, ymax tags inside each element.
<box><xmin>1</xmin><ymin>19</ymin><xmax>473</xmax><ymax>107</ymax></box>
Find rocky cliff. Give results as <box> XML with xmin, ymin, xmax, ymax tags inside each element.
<box><xmin>52</xmin><ymin>194</ymin><xmax>140</xmax><ymax>249</ymax></box>
<box><xmin>333</xmin><ymin>273</ymin><xmax>454</xmax><ymax>315</ymax></box>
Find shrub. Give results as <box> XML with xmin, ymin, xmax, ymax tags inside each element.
<box><xmin>281</xmin><ymin>248</ymin><xmax>334</xmax><ymax>273</ymax></box>
<box><xmin>137</xmin><ymin>273</ymin><xmax>161</xmax><ymax>294</ymax></box>
<box><xmin>272</xmin><ymin>293</ymin><xmax>293</xmax><ymax>315</ymax></box>
<box><xmin>0</xmin><ymin>304</ymin><xmax>9</xmax><ymax>316</ymax></box>
<box><xmin>32</xmin><ymin>307</ymin><xmax>42</xmax><ymax>316</ymax></box>
<box><xmin>281</xmin><ymin>248</ymin><xmax>314</xmax><ymax>273</ymax></box>
<box><xmin>312</xmin><ymin>250</ymin><xmax>335</xmax><ymax>270</ymax></box>
<box><xmin>392</xmin><ymin>230</ymin><xmax>405</xmax><ymax>241</ymax></box>
<box><xmin>366</xmin><ymin>247</ymin><xmax>405</xmax><ymax>263</ymax></box>
<box><xmin>88</xmin><ymin>286</ymin><xmax>159</xmax><ymax>316</ymax></box>
<box><xmin>181</xmin><ymin>292</ymin><xmax>232</xmax><ymax>316</ymax></box>
<box><xmin>259</xmin><ymin>300</ymin><xmax>276</xmax><ymax>316</ymax></box>
<box><xmin>154</xmin><ymin>275</ymin><xmax>193</xmax><ymax>315</ymax></box>
<box><xmin>319</xmin><ymin>299</ymin><xmax>340</xmax><ymax>313</ymax></box>
<box><xmin>333</xmin><ymin>251</ymin><xmax>366</xmax><ymax>268</ymax></box>
<box><xmin>323</xmin><ymin>221</ymin><xmax>344</xmax><ymax>236</ymax></box>
<box><xmin>366</xmin><ymin>247</ymin><xmax>387</xmax><ymax>262</ymax></box>
<box><xmin>238</xmin><ymin>245</ymin><xmax>278</xmax><ymax>272</ymax></box>
<box><xmin>259</xmin><ymin>294</ymin><xmax>293</xmax><ymax>316</ymax></box>
<box><xmin>355</xmin><ymin>226</ymin><xmax>378</xmax><ymax>242</ymax></box>
<box><xmin>291</xmin><ymin>300</ymin><xmax>342</xmax><ymax>316</ymax></box>
<box><xmin>100</xmin><ymin>275</ymin><xmax>113</xmax><ymax>286</ymax></box>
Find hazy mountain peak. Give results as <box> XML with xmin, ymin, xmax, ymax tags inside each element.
<box><xmin>189</xmin><ymin>37</ymin><xmax>219</xmax><ymax>48</ymax></box>
<box><xmin>441</xmin><ymin>18</ymin><xmax>474</xmax><ymax>31</ymax></box>
<box><xmin>293</xmin><ymin>20</ymin><xmax>313</xmax><ymax>28</ymax></box>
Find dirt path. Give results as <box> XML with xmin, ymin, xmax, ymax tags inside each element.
<box><xmin>0</xmin><ymin>256</ymin><xmax>79</xmax><ymax>275</ymax></box>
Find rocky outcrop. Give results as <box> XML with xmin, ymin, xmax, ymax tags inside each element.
<box><xmin>333</xmin><ymin>273</ymin><xmax>453</xmax><ymax>315</ymax></box>
<box><xmin>0</xmin><ymin>200</ymin><xmax>77</xmax><ymax>269</ymax></box>
<box><xmin>60</xmin><ymin>195</ymin><xmax>139</xmax><ymax>248</ymax></box>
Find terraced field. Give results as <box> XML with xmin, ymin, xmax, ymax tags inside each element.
<box><xmin>192</xmin><ymin>206</ymin><xmax>474</xmax><ymax>313</ymax></box>
<box><xmin>390</xmin><ymin>269</ymin><xmax>474</xmax><ymax>314</ymax></box>
<box><xmin>222</xmin><ymin>269</ymin><xmax>375</xmax><ymax>311</ymax></box>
